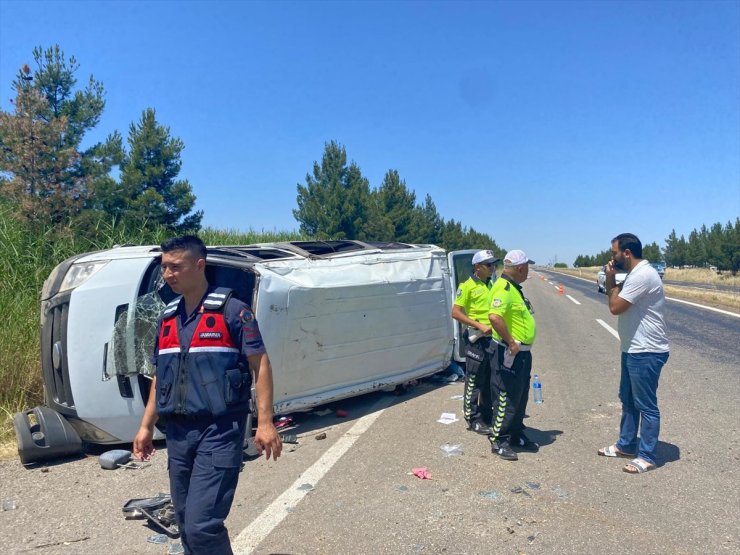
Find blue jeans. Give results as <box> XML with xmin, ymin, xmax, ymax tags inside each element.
<box><xmin>616</xmin><ymin>351</ymin><xmax>669</xmax><ymax>465</ymax></box>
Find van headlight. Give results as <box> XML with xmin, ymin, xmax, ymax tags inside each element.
<box><xmin>59</xmin><ymin>261</ymin><xmax>109</xmax><ymax>293</ymax></box>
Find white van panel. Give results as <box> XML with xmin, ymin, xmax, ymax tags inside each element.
<box><xmin>64</xmin><ymin>257</ymin><xmax>164</xmax><ymax>441</ymax></box>
<box><xmin>255</xmin><ymin>250</ymin><xmax>454</xmax><ymax>411</ymax></box>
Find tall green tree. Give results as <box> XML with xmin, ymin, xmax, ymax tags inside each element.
<box><xmin>729</xmin><ymin>219</ymin><xmax>740</xmax><ymax>274</ymax></box>
<box><xmin>686</xmin><ymin>229</ymin><xmax>706</xmax><ymax>266</ymax></box>
<box><xmin>440</xmin><ymin>219</ymin><xmax>467</xmax><ymax>250</ymax></box>
<box><xmin>409</xmin><ymin>194</ymin><xmax>443</xmax><ymax>245</ymax></box>
<box><xmin>293</xmin><ymin>141</ymin><xmax>371</xmax><ymax>239</ymax></box>
<box><xmin>705</xmin><ymin>222</ymin><xmax>725</xmax><ymax>269</ymax></box>
<box><xmin>642</xmin><ymin>242</ymin><xmax>662</xmax><ymax>262</ymax></box>
<box><xmin>664</xmin><ymin>229</ymin><xmax>687</xmax><ymax>267</ymax></box>
<box><xmin>374</xmin><ymin>170</ymin><xmax>416</xmax><ymax>242</ymax></box>
<box><xmin>0</xmin><ymin>45</ymin><xmax>120</xmax><ymax>224</ymax></box>
<box><xmin>113</xmin><ymin>108</ymin><xmax>201</xmax><ymax>232</ymax></box>
<box><xmin>0</xmin><ymin>83</ymin><xmax>84</xmax><ymax>223</ymax></box>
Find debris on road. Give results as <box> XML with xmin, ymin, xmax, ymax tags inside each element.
<box><xmin>510</xmin><ymin>486</ymin><xmax>531</xmax><ymax>497</ymax></box>
<box><xmin>440</xmin><ymin>443</ymin><xmax>464</xmax><ymax>457</ymax></box>
<box><xmin>122</xmin><ymin>493</ymin><xmax>179</xmax><ymax>537</ymax></box>
<box><xmin>411</xmin><ymin>467</ymin><xmax>432</xmax><ymax>480</ymax></box>
<box><xmin>280</xmin><ymin>434</ymin><xmax>298</xmax><ymax>444</ymax></box>
<box><xmin>147</xmin><ymin>533</ymin><xmax>168</xmax><ymax>544</ymax></box>
<box><xmin>437</xmin><ymin>412</ymin><xmax>459</xmax><ymax>425</ymax></box>
<box><xmin>315</xmin><ymin>432</ymin><xmax>327</xmax><ymax>440</ymax></box>
<box><xmin>99</xmin><ymin>449</ymin><xmax>132</xmax><ymax>470</ymax></box>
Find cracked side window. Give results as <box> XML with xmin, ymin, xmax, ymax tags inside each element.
<box><xmin>106</xmin><ymin>275</ymin><xmax>167</xmax><ymax>378</ymax></box>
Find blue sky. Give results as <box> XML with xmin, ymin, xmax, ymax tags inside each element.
<box><xmin>1</xmin><ymin>0</ymin><xmax>738</xmax><ymax>266</ymax></box>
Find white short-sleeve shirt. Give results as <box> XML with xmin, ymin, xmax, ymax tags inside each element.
<box><xmin>617</xmin><ymin>260</ymin><xmax>670</xmax><ymax>354</ymax></box>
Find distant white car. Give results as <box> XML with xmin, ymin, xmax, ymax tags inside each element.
<box><xmin>597</xmin><ymin>265</ymin><xmax>628</xmax><ymax>294</ymax></box>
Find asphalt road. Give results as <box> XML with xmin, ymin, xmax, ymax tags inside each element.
<box><xmin>1</xmin><ymin>271</ymin><xmax>738</xmax><ymax>554</ymax></box>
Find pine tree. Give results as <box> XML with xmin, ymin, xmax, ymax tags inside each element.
<box><xmin>293</xmin><ymin>141</ymin><xmax>371</xmax><ymax>239</ymax></box>
<box><xmin>409</xmin><ymin>194</ymin><xmax>443</xmax><ymax>244</ymax></box>
<box><xmin>0</xmin><ymin>45</ymin><xmax>116</xmax><ymax>224</ymax></box>
<box><xmin>642</xmin><ymin>242</ymin><xmax>662</xmax><ymax>262</ymax></box>
<box><xmin>375</xmin><ymin>170</ymin><xmax>416</xmax><ymax>242</ymax></box>
<box><xmin>117</xmin><ymin>108</ymin><xmax>201</xmax><ymax>232</ymax></box>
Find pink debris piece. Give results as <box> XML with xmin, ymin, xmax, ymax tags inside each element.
<box><xmin>412</xmin><ymin>467</ymin><xmax>431</xmax><ymax>480</ymax></box>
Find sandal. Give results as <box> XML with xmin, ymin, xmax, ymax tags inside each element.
<box><xmin>623</xmin><ymin>458</ymin><xmax>656</xmax><ymax>474</ymax></box>
<box><xmin>597</xmin><ymin>445</ymin><xmax>635</xmax><ymax>458</ymax></box>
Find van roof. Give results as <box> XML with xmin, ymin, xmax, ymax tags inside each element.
<box><xmin>73</xmin><ymin>240</ymin><xmax>432</xmax><ymax>264</ymax></box>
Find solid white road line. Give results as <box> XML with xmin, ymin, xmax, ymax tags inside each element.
<box><xmin>566</xmin><ymin>295</ymin><xmax>581</xmax><ymax>305</ymax></box>
<box><xmin>665</xmin><ymin>296</ymin><xmax>739</xmax><ymax>318</ymax></box>
<box><xmin>232</xmin><ymin>395</ymin><xmax>393</xmax><ymax>554</ymax></box>
<box><xmin>596</xmin><ymin>318</ymin><xmax>620</xmax><ymax>340</ymax></box>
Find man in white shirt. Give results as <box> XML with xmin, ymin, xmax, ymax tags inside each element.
<box><xmin>598</xmin><ymin>233</ymin><xmax>669</xmax><ymax>474</ymax></box>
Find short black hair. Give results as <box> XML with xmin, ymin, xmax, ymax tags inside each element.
<box><xmin>160</xmin><ymin>235</ymin><xmax>207</xmax><ymax>261</ymax></box>
<box><xmin>611</xmin><ymin>233</ymin><xmax>642</xmax><ymax>258</ymax></box>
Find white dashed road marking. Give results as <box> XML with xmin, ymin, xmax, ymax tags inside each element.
<box><xmin>566</xmin><ymin>295</ymin><xmax>581</xmax><ymax>305</ymax></box>
<box><xmin>596</xmin><ymin>318</ymin><xmax>620</xmax><ymax>340</ymax></box>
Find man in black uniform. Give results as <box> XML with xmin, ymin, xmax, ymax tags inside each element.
<box><xmin>452</xmin><ymin>250</ymin><xmax>500</xmax><ymax>434</ymax></box>
<box><xmin>133</xmin><ymin>235</ymin><xmax>282</xmax><ymax>555</ymax></box>
<box><xmin>487</xmin><ymin>249</ymin><xmax>539</xmax><ymax>461</ymax></box>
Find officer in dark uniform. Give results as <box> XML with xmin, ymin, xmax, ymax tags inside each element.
<box><xmin>134</xmin><ymin>235</ymin><xmax>281</xmax><ymax>555</ymax></box>
<box><xmin>487</xmin><ymin>249</ymin><xmax>539</xmax><ymax>461</ymax></box>
<box><xmin>452</xmin><ymin>250</ymin><xmax>500</xmax><ymax>434</ymax></box>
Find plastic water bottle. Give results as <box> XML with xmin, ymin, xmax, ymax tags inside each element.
<box><xmin>532</xmin><ymin>374</ymin><xmax>543</xmax><ymax>404</ymax></box>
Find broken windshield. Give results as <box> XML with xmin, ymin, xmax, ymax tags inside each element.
<box><xmin>105</xmin><ymin>289</ymin><xmax>165</xmax><ymax>378</ymax></box>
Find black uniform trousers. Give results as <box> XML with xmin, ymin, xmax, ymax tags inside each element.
<box><xmin>488</xmin><ymin>342</ymin><xmax>532</xmax><ymax>446</ymax></box>
<box><xmin>166</xmin><ymin>412</ymin><xmax>248</xmax><ymax>555</ymax></box>
<box><xmin>463</xmin><ymin>333</ymin><xmax>493</xmax><ymax>425</ymax></box>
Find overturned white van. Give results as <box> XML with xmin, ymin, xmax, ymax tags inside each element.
<box><xmin>15</xmin><ymin>241</ymin><xmax>480</xmax><ymax>464</ymax></box>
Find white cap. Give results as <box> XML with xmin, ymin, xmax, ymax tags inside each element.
<box><xmin>472</xmin><ymin>250</ymin><xmax>497</xmax><ymax>265</ymax></box>
<box><xmin>504</xmin><ymin>249</ymin><xmax>535</xmax><ymax>266</ymax></box>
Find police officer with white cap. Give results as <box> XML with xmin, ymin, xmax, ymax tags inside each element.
<box><xmin>452</xmin><ymin>250</ymin><xmax>500</xmax><ymax>434</ymax></box>
<box><xmin>487</xmin><ymin>249</ymin><xmax>539</xmax><ymax>460</ymax></box>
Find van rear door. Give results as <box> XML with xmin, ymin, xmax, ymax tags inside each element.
<box><xmin>447</xmin><ymin>249</ymin><xmax>478</xmax><ymax>363</ymax></box>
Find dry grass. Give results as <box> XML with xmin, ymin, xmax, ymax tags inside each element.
<box><xmin>549</xmin><ymin>267</ymin><xmax>739</xmax><ymax>311</ymax></box>
<box><xmin>663</xmin><ymin>285</ymin><xmax>740</xmax><ymax>311</ymax></box>
<box><xmin>665</xmin><ymin>267</ymin><xmax>738</xmax><ymax>287</ymax></box>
